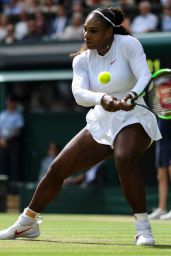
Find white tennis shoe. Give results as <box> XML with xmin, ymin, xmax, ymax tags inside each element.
<box><xmin>135</xmin><ymin>231</ymin><xmax>155</xmax><ymax>246</ymax></box>
<box><xmin>160</xmin><ymin>210</ymin><xmax>171</xmax><ymax>220</ymax></box>
<box><xmin>148</xmin><ymin>208</ymin><xmax>167</xmax><ymax>220</ymax></box>
<box><xmin>135</xmin><ymin>220</ymin><xmax>155</xmax><ymax>246</ymax></box>
<box><xmin>0</xmin><ymin>213</ymin><xmax>41</xmax><ymax>240</ymax></box>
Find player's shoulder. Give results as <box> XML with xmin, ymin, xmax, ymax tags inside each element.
<box><xmin>117</xmin><ymin>34</ymin><xmax>142</xmax><ymax>47</ymax></box>
<box><xmin>117</xmin><ymin>35</ymin><xmax>143</xmax><ymax>55</ymax></box>
<box><xmin>72</xmin><ymin>50</ymin><xmax>90</xmax><ymax>67</ymax></box>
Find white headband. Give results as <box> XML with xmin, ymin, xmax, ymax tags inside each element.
<box><xmin>93</xmin><ymin>10</ymin><xmax>116</xmax><ymax>27</ymax></box>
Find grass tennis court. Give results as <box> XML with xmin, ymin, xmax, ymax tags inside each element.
<box><xmin>0</xmin><ymin>213</ymin><xmax>171</xmax><ymax>256</ymax></box>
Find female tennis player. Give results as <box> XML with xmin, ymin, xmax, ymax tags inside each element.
<box><xmin>0</xmin><ymin>7</ymin><xmax>161</xmax><ymax>246</ymax></box>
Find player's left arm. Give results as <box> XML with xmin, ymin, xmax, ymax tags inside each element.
<box><xmin>122</xmin><ymin>36</ymin><xmax>151</xmax><ymax>96</ymax></box>
<box><xmin>118</xmin><ymin>36</ymin><xmax>152</xmax><ymax>111</ymax></box>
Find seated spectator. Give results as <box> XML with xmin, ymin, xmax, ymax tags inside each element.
<box><xmin>131</xmin><ymin>1</ymin><xmax>158</xmax><ymax>33</ymax></box>
<box><xmin>121</xmin><ymin>16</ymin><xmax>131</xmax><ymax>33</ymax></box>
<box><xmin>3</xmin><ymin>0</ymin><xmax>23</xmax><ymax>16</ymax></box>
<box><xmin>38</xmin><ymin>142</ymin><xmax>61</xmax><ymax>181</ymax></box>
<box><xmin>22</xmin><ymin>19</ymin><xmax>41</xmax><ymax>42</ymax></box>
<box><xmin>161</xmin><ymin>0</ymin><xmax>171</xmax><ymax>5</ymax></box>
<box><xmin>14</xmin><ymin>11</ymin><xmax>29</xmax><ymax>41</ymax></box>
<box><xmin>119</xmin><ymin>0</ymin><xmax>135</xmax><ymax>8</ymax></box>
<box><xmin>22</xmin><ymin>0</ymin><xmax>42</xmax><ymax>14</ymax></box>
<box><xmin>63</xmin><ymin>160</ymin><xmax>108</xmax><ymax>188</ymax></box>
<box><xmin>40</xmin><ymin>0</ymin><xmax>58</xmax><ymax>14</ymax></box>
<box><xmin>85</xmin><ymin>0</ymin><xmax>107</xmax><ymax>6</ymax></box>
<box><xmin>9</xmin><ymin>82</ymin><xmax>30</xmax><ymax>110</ymax></box>
<box><xmin>0</xmin><ymin>95</ymin><xmax>24</xmax><ymax>193</ymax></box>
<box><xmin>71</xmin><ymin>1</ymin><xmax>87</xmax><ymax>17</ymax></box>
<box><xmin>61</xmin><ymin>12</ymin><xmax>84</xmax><ymax>40</ymax></box>
<box><xmin>159</xmin><ymin>4</ymin><xmax>171</xmax><ymax>31</ymax></box>
<box><xmin>35</xmin><ymin>11</ymin><xmax>48</xmax><ymax>37</ymax></box>
<box><xmin>2</xmin><ymin>23</ymin><xmax>17</xmax><ymax>44</ymax></box>
<box><xmin>48</xmin><ymin>4</ymin><xmax>69</xmax><ymax>39</ymax></box>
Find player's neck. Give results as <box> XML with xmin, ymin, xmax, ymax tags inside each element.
<box><xmin>98</xmin><ymin>45</ymin><xmax>111</xmax><ymax>55</ymax></box>
<box><xmin>97</xmin><ymin>38</ymin><xmax>113</xmax><ymax>56</ymax></box>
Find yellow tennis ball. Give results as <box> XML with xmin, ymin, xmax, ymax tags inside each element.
<box><xmin>98</xmin><ymin>71</ymin><xmax>111</xmax><ymax>84</ymax></box>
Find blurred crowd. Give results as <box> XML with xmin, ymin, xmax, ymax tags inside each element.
<box><xmin>1</xmin><ymin>0</ymin><xmax>171</xmax><ymax>112</ymax></box>
<box><xmin>0</xmin><ymin>0</ymin><xmax>171</xmax><ymax>45</ymax></box>
<box><xmin>7</xmin><ymin>81</ymin><xmax>84</xmax><ymax>112</ymax></box>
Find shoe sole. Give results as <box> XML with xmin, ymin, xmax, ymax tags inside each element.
<box><xmin>136</xmin><ymin>243</ymin><xmax>155</xmax><ymax>246</ymax></box>
<box><xmin>136</xmin><ymin>240</ymin><xmax>155</xmax><ymax>246</ymax></box>
<box><xmin>18</xmin><ymin>231</ymin><xmax>40</xmax><ymax>239</ymax></box>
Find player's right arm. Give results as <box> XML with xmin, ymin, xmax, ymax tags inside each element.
<box><xmin>72</xmin><ymin>54</ymin><xmax>106</xmax><ymax>107</ymax></box>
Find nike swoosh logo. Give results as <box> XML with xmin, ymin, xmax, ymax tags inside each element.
<box><xmin>15</xmin><ymin>227</ymin><xmax>32</xmax><ymax>236</ymax></box>
<box><xmin>110</xmin><ymin>59</ymin><xmax>116</xmax><ymax>65</ymax></box>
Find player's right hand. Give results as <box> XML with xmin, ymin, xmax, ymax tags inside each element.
<box><xmin>101</xmin><ymin>95</ymin><xmax>120</xmax><ymax>112</ymax></box>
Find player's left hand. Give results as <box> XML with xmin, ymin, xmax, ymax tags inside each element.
<box><xmin>118</xmin><ymin>92</ymin><xmax>137</xmax><ymax>111</ymax></box>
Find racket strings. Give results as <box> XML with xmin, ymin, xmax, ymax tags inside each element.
<box><xmin>146</xmin><ymin>76</ymin><xmax>171</xmax><ymax>117</ymax></box>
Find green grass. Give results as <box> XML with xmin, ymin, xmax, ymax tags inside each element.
<box><xmin>0</xmin><ymin>213</ymin><xmax>171</xmax><ymax>256</ymax></box>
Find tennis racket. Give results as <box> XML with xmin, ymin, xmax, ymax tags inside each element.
<box><xmin>129</xmin><ymin>68</ymin><xmax>171</xmax><ymax>120</ymax></box>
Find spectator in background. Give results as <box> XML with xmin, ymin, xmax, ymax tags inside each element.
<box><xmin>149</xmin><ymin>119</ymin><xmax>171</xmax><ymax>220</ymax></box>
<box><xmin>14</xmin><ymin>11</ymin><xmax>29</xmax><ymax>41</ymax></box>
<box><xmin>48</xmin><ymin>4</ymin><xmax>69</xmax><ymax>39</ymax></box>
<box><xmin>71</xmin><ymin>1</ymin><xmax>87</xmax><ymax>17</ymax></box>
<box><xmin>0</xmin><ymin>14</ymin><xmax>9</xmax><ymax>42</ymax></box>
<box><xmin>159</xmin><ymin>4</ymin><xmax>171</xmax><ymax>31</ymax></box>
<box><xmin>38</xmin><ymin>142</ymin><xmax>60</xmax><ymax>181</ymax></box>
<box><xmin>35</xmin><ymin>11</ymin><xmax>48</xmax><ymax>37</ymax></box>
<box><xmin>119</xmin><ymin>0</ymin><xmax>135</xmax><ymax>9</ymax></box>
<box><xmin>2</xmin><ymin>23</ymin><xmax>17</xmax><ymax>44</ymax></box>
<box><xmin>131</xmin><ymin>1</ymin><xmax>158</xmax><ymax>33</ymax></box>
<box><xmin>22</xmin><ymin>0</ymin><xmax>42</xmax><ymax>14</ymax></box>
<box><xmin>63</xmin><ymin>160</ymin><xmax>108</xmax><ymax>188</ymax></box>
<box><xmin>0</xmin><ymin>95</ymin><xmax>24</xmax><ymax>193</ymax></box>
<box><xmin>3</xmin><ymin>0</ymin><xmax>23</xmax><ymax>16</ymax></box>
<box><xmin>161</xmin><ymin>0</ymin><xmax>171</xmax><ymax>6</ymax></box>
<box><xmin>22</xmin><ymin>19</ymin><xmax>41</xmax><ymax>42</ymax></box>
<box><xmin>40</xmin><ymin>0</ymin><xmax>58</xmax><ymax>14</ymax></box>
<box><xmin>85</xmin><ymin>0</ymin><xmax>106</xmax><ymax>6</ymax></box>
<box><xmin>121</xmin><ymin>15</ymin><xmax>131</xmax><ymax>32</ymax></box>
<box><xmin>9</xmin><ymin>82</ymin><xmax>30</xmax><ymax>110</ymax></box>
<box><xmin>61</xmin><ymin>12</ymin><xmax>84</xmax><ymax>40</ymax></box>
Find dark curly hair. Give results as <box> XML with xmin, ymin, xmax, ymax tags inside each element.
<box><xmin>71</xmin><ymin>7</ymin><xmax>132</xmax><ymax>57</ymax></box>
<box><xmin>94</xmin><ymin>7</ymin><xmax>131</xmax><ymax>35</ymax></box>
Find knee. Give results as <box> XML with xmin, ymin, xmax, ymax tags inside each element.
<box><xmin>44</xmin><ymin>161</ymin><xmax>70</xmax><ymax>184</ymax></box>
<box><xmin>157</xmin><ymin>169</ymin><xmax>166</xmax><ymax>182</ymax></box>
<box><xmin>114</xmin><ymin>149</ymin><xmax>138</xmax><ymax>174</ymax></box>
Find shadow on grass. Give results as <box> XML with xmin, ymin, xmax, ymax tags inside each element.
<box><xmin>155</xmin><ymin>245</ymin><xmax>171</xmax><ymax>249</ymax></box>
<box><xmin>21</xmin><ymin>239</ymin><xmax>131</xmax><ymax>246</ymax></box>
<box><xmin>20</xmin><ymin>239</ymin><xmax>171</xmax><ymax>248</ymax></box>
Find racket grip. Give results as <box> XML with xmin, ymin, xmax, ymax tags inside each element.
<box><xmin>127</xmin><ymin>99</ymin><xmax>134</xmax><ymax>105</ymax></box>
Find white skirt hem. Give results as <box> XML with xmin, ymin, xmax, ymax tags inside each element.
<box><xmin>86</xmin><ymin>105</ymin><xmax>162</xmax><ymax>148</ymax></box>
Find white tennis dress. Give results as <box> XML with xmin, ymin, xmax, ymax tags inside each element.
<box><xmin>72</xmin><ymin>34</ymin><xmax>162</xmax><ymax>147</ymax></box>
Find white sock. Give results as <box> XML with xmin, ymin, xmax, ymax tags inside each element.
<box><xmin>134</xmin><ymin>213</ymin><xmax>148</xmax><ymax>222</ymax></box>
<box><xmin>24</xmin><ymin>207</ymin><xmax>38</xmax><ymax>219</ymax></box>
<box><xmin>17</xmin><ymin>208</ymin><xmax>38</xmax><ymax>225</ymax></box>
<box><xmin>134</xmin><ymin>213</ymin><xmax>152</xmax><ymax>233</ymax></box>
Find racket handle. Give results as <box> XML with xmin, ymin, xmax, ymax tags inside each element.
<box><xmin>127</xmin><ymin>99</ymin><xmax>134</xmax><ymax>105</ymax></box>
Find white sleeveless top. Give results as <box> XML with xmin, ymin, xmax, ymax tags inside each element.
<box><xmin>72</xmin><ymin>34</ymin><xmax>161</xmax><ymax>147</ymax></box>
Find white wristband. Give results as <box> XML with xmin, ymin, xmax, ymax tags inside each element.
<box><xmin>129</xmin><ymin>91</ymin><xmax>137</xmax><ymax>99</ymax></box>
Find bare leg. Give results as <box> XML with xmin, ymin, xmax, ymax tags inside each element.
<box><xmin>157</xmin><ymin>167</ymin><xmax>168</xmax><ymax>210</ymax></box>
<box><xmin>114</xmin><ymin>124</ymin><xmax>151</xmax><ymax>214</ymax></box>
<box><xmin>29</xmin><ymin>128</ymin><xmax>112</xmax><ymax>212</ymax></box>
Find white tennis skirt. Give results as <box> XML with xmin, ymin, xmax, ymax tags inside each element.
<box><xmin>86</xmin><ymin>104</ymin><xmax>162</xmax><ymax>148</ymax></box>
